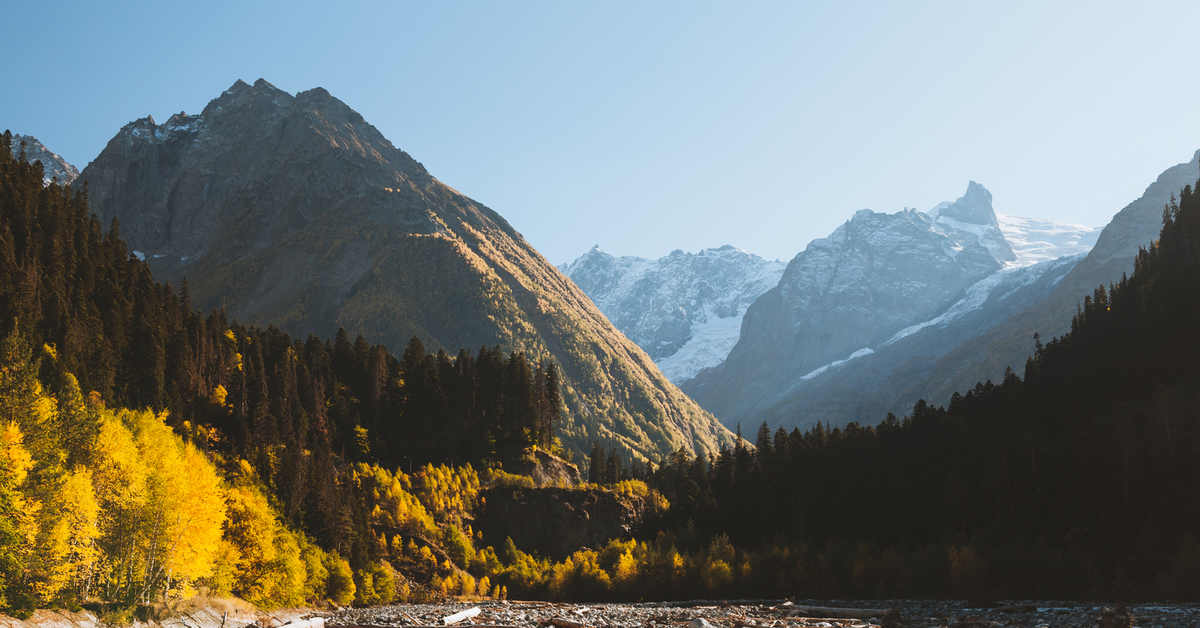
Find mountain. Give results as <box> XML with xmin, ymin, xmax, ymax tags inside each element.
<box><xmin>997</xmin><ymin>213</ymin><xmax>1100</xmax><ymax>265</ymax></box>
<box><xmin>748</xmin><ymin>253</ymin><xmax>1083</xmax><ymax>429</ymax></box>
<box><xmin>560</xmin><ymin>245</ymin><xmax>785</xmax><ymax>382</ymax></box>
<box><xmin>683</xmin><ymin>183</ymin><xmax>1008</xmax><ymax>426</ymax></box>
<box><xmin>928</xmin><ymin>180</ymin><xmax>1016</xmax><ymax>263</ymax></box>
<box><xmin>907</xmin><ymin>148</ymin><xmax>1200</xmax><ymax>409</ymax></box>
<box><xmin>685</xmin><ymin>153</ymin><xmax>1196</xmax><ymax>432</ymax></box>
<box><xmin>74</xmin><ymin>78</ymin><xmax>734</xmax><ymax>461</ymax></box>
<box><xmin>9</xmin><ymin>134</ymin><xmax>79</xmax><ymax>186</ymax></box>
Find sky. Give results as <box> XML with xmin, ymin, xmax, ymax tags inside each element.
<box><xmin>4</xmin><ymin>1</ymin><xmax>1200</xmax><ymax>265</ymax></box>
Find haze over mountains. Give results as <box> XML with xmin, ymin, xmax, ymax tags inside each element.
<box><xmin>672</xmin><ymin>157</ymin><xmax>1193</xmax><ymax>431</ymax></box>
<box><xmin>18</xmin><ymin>80</ymin><xmax>1195</xmax><ymax>443</ymax></box>
<box><xmin>563</xmin><ymin>171</ymin><xmax>1200</xmax><ymax>434</ymax></box>
<box><xmin>66</xmin><ymin>78</ymin><xmax>734</xmax><ymax>462</ymax></box>
<box><xmin>561</xmin><ymin>246</ymin><xmax>785</xmax><ymax>382</ymax></box>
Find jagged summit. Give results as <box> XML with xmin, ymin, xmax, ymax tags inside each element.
<box><xmin>9</xmin><ymin>134</ymin><xmax>79</xmax><ymax>186</ymax></box>
<box><xmin>682</xmin><ymin>190</ymin><xmax>1010</xmax><ymax>426</ymax></box>
<box><xmin>926</xmin><ymin>181</ymin><xmax>1016</xmax><ymax>263</ymax></box>
<box><xmin>77</xmin><ymin>79</ymin><xmax>734</xmax><ymax>461</ymax></box>
<box><xmin>931</xmin><ymin>181</ymin><xmax>995</xmax><ymax>225</ymax></box>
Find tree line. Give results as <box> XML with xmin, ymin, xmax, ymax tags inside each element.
<box><xmin>632</xmin><ymin>182</ymin><xmax>1200</xmax><ymax>601</ymax></box>
<box><xmin>0</xmin><ymin>131</ymin><xmax>569</xmax><ymax>614</ymax></box>
<box><xmin>8</xmin><ymin>127</ymin><xmax>1200</xmax><ymax>607</ymax></box>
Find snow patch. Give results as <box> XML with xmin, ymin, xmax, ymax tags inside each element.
<box><xmin>132</xmin><ymin>250</ymin><xmax>145</xmax><ymax>261</ymax></box>
<box><xmin>997</xmin><ymin>214</ymin><xmax>1101</xmax><ymax>266</ymax></box>
<box><xmin>655</xmin><ymin>314</ymin><xmax>746</xmax><ymax>382</ymax></box>
<box><xmin>934</xmin><ymin>214</ymin><xmax>988</xmax><ymax>238</ymax></box>
<box><xmin>798</xmin><ymin>347</ymin><xmax>876</xmax><ymax>382</ymax></box>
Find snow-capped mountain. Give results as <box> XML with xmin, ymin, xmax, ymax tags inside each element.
<box><xmin>683</xmin><ymin>182</ymin><xmax>1012</xmax><ymax>425</ymax></box>
<box><xmin>747</xmin><ymin>252</ymin><xmax>1084</xmax><ymax>430</ymax></box>
<box><xmin>682</xmin><ymin>149</ymin><xmax>1196</xmax><ymax>432</ymax></box>
<box><xmin>996</xmin><ymin>214</ymin><xmax>1100</xmax><ymax>266</ymax></box>
<box><xmin>927</xmin><ymin>181</ymin><xmax>1016</xmax><ymax>264</ymax></box>
<box><xmin>10</xmin><ymin>134</ymin><xmax>79</xmax><ymax>186</ymax></box>
<box><xmin>561</xmin><ymin>245</ymin><xmax>785</xmax><ymax>382</ymax></box>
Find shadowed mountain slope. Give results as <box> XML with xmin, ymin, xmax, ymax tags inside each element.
<box><xmin>76</xmin><ymin>78</ymin><xmax>734</xmax><ymax>461</ymax></box>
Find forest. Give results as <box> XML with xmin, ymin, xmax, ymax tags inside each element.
<box><xmin>0</xmin><ymin>131</ymin><xmax>577</xmax><ymax>615</ymax></box>
<box><xmin>4</xmin><ymin>128</ymin><xmax>1200</xmax><ymax>614</ymax></box>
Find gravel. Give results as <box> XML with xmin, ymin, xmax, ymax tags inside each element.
<box><xmin>322</xmin><ymin>599</ymin><xmax>1200</xmax><ymax>628</ymax></box>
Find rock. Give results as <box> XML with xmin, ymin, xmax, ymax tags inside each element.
<box><xmin>9</xmin><ymin>134</ymin><xmax>79</xmax><ymax>186</ymax></box>
<box><xmin>505</xmin><ymin>449</ymin><xmax>582</xmax><ymax>486</ymax></box>
<box><xmin>1098</xmin><ymin>603</ymin><xmax>1136</xmax><ymax>628</ymax></box>
<box><xmin>73</xmin><ymin>78</ymin><xmax>735</xmax><ymax>464</ymax></box>
<box><xmin>879</xmin><ymin>608</ymin><xmax>905</xmax><ymax>628</ymax></box>
<box><xmin>688</xmin><ymin>619</ymin><xmax>716</xmax><ymax>628</ymax></box>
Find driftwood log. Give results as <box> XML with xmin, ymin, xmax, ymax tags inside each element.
<box><xmin>442</xmin><ymin>608</ymin><xmax>481</xmax><ymax>626</ymax></box>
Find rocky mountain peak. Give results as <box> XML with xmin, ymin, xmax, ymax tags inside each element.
<box><xmin>76</xmin><ymin>79</ymin><xmax>734</xmax><ymax>462</ymax></box>
<box><xmin>683</xmin><ymin>194</ymin><xmax>1008</xmax><ymax>425</ymax></box>
<box><xmin>932</xmin><ymin>181</ymin><xmax>996</xmax><ymax>226</ymax></box>
<box><xmin>10</xmin><ymin>134</ymin><xmax>80</xmax><ymax>186</ymax></box>
<box><xmin>926</xmin><ymin>181</ymin><xmax>1016</xmax><ymax>263</ymax></box>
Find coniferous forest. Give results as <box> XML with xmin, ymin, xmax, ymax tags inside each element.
<box><xmin>5</xmin><ymin>128</ymin><xmax>1200</xmax><ymax>613</ymax></box>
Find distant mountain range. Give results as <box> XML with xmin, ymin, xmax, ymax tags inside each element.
<box><xmin>59</xmin><ymin>78</ymin><xmax>734</xmax><ymax>462</ymax></box>
<box><xmin>25</xmin><ymin>87</ymin><xmax>1195</xmax><ymax>443</ymax></box>
<box><xmin>560</xmin><ymin>245</ymin><xmax>785</xmax><ymax>382</ymax></box>
<box><xmin>677</xmin><ymin>158</ymin><xmax>1195</xmax><ymax>431</ymax></box>
<box><xmin>563</xmin><ymin>169</ymin><xmax>1200</xmax><ymax>433</ymax></box>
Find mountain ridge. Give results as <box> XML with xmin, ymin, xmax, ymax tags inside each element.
<box><xmin>75</xmin><ymin>78</ymin><xmax>734</xmax><ymax>461</ymax></box>
<box><xmin>560</xmin><ymin>244</ymin><xmax>785</xmax><ymax>382</ymax></box>
<box><xmin>680</xmin><ymin>153</ymin><xmax>1198</xmax><ymax>431</ymax></box>
<box><xmin>9</xmin><ymin>133</ymin><xmax>79</xmax><ymax>186</ymax></box>
<box><xmin>683</xmin><ymin>186</ymin><xmax>1007</xmax><ymax>425</ymax></box>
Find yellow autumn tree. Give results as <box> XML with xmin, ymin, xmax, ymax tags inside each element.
<box><xmin>89</xmin><ymin>409</ymin><xmax>225</xmax><ymax>603</ymax></box>
<box><xmin>0</xmin><ymin>420</ymin><xmax>38</xmax><ymax>611</ymax></box>
<box><xmin>222</xmin><ymin>485</ymin><xmax>306</xmax><ymax>608</ymax></box>
<box><xmin>28</xmin><ymin>468</ymin><xmax>100</xmax><ymax>605</ymax></box>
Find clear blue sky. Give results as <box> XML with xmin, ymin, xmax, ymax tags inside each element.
<box><xmin>5</xmin><ymin>1</ymin><xmax>1199</xmax><ymax>265</ymax></box>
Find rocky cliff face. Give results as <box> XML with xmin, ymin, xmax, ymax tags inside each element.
<box><xmin>75</xmin><ymin>78</ymin><xmax>734</xmax><ymax>462</ymax></box>
<box><xmin>928</xmin><ymin>181</ymin><xmax>1016</xmax><ymax>264</ymax></box>
<box><xmin>684</xmin><ymin>186</ymin><xmax>1005</xmax><ymax>426</ymax></box>
<box><xmin>561</xmin><ymin>245</ymin><xmax>785</xmax><ymax>382</ymax></box>
<box><xmin>908</xmin><ymin>149</ymin><xmax>1200</xmax><ymax>408</ymax></box>
<box><xmin>506</xmin><ymin>449</ymin><xmax>583</xmax><ymax>487</ymax></box>
<box><xmin>475</xmin><ymin>487</ymin><xmax>647</xmax><ymax>560</ymax></box>
<box><xmin>685</xmin><ymin>154</ymin><xmax>1196</xmax><ymax>431</ymax></box>
<box><xmin>10</xmin><ymin>134</ymin><xmax>78</xmax><ymax>186</ymax></box>
<box><xmin>751</xmin><ymin>253</ymin><xmax>1083</xmax><ymax>430</ymax></box>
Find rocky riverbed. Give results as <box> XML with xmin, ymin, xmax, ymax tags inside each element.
<box><xmin>324</xmin><ymin>599</ymin><xmax>1200</xmax><ymax>628</ymax></box>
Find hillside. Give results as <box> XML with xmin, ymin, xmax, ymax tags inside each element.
<box><xmin>74</xmin><ymin>79</ymin><xmax>733</xmax><ymax>462</ymax></box>
<box><xmin>909</xmin><ymin>149</ymin><xmax>1200</xmax><ymax>408</ymax></box>
<box><xmin>644</xmin><ymin>171</ymin><xmax>1200</xmax><ymax>600</ymax></box>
